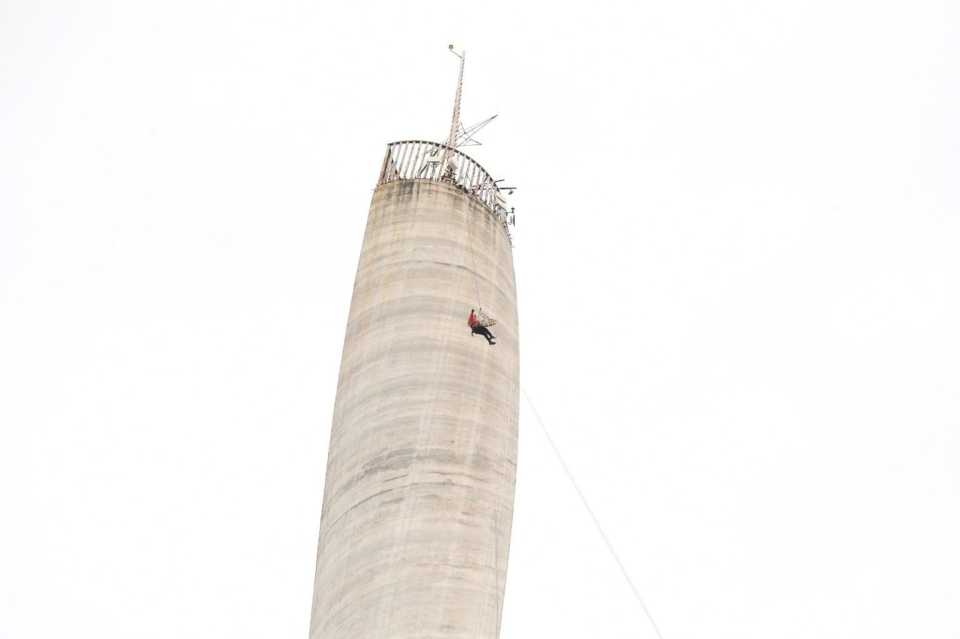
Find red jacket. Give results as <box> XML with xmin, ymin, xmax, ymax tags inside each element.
<box><xmin>468</xmin><ymin>310</ymin><xmax>478</xmax><ymax>327</ymax></box>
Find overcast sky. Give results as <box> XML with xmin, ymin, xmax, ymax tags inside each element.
<box><xmin>1</xmin><ymin>1</ymin><xmax>958</xmax><ymax>638</ymax></box>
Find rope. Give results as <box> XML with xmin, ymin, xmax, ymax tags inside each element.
<box><xmin>521</xmin><ymin>387</ymin><xmax>667</xmax><ymax>639</ymax></box>
<box><xmin>466</xmin><ymin>230</ymin><xmax>482</xmax><ymax>306</ymax></box>
<box><xmin>492</xmin><ymin>437</ymin><xmax>505</xmax><ymax>636</ymax></box>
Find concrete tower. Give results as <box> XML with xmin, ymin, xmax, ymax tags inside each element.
<box><xmin>309</xmin><ymin>50</ymin><xmax>519</xmax><ymax>639</ymax></box>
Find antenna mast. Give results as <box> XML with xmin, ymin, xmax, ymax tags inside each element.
<box><xmin>441</xmin><ymin>44</ymin><xmax>465</xmax><ymax>178</ymax></box>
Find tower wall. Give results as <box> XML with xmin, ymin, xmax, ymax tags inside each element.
<box><xmin>309</xmin><ymin>178</ymin><xmax>519</xmax><ymax>638</ymax></box>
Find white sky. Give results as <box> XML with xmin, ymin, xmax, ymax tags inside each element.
<box><xmin>1</xmin><ymin>1</ymin><xmax>958</xmax><ymax>637</ymax></box>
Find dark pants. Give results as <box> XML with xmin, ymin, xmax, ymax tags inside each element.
<box><xmin>471</xmin><ymin>324</ymin><xmax>496</xmax><ymax>344</ymax></box>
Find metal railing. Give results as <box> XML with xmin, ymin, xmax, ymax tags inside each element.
<box><xmin>377</xmin><ymin>140</ymin><xmax>513</xmax><ymax>240</ymax></box>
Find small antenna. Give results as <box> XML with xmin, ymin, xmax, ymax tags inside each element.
<box><xmin>455</xmin><ymin>114</ymin><xmax>498</xmax><ymax>147</ymax></box>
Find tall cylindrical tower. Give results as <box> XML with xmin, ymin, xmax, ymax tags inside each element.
<box><xmin>309</xmin><ymin>140</ymin><xmax>519</xmax><ymax>638</ymax></box>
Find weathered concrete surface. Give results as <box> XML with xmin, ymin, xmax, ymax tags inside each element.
<box><xmin>309</xmin><ymin>179</ymin><xmax>519</xmax><ymax>639</ymax></box>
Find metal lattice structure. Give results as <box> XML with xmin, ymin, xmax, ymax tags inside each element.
<box><xmin>377</xmin><ymin>140</ymin><xmax>513</xmax><ymax>240</ymax></box>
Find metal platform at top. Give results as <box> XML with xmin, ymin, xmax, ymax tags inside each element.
<box><xmin>377</xmin><ymin>140</ymin><xmax>513</xmax><ymax>241</ymax></box>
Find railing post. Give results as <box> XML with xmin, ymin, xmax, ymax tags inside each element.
<box><xmin>378</xmin><ymin>145</ymin><xmax>390</xmax><ymax>184</ymax></box>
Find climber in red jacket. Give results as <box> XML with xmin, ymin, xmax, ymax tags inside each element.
<box><xmin>468</xmin><ymin>308</ymin><xmax>496</xmax><ymax>345</ymax></box>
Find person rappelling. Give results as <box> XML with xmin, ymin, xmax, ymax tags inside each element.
<box><xmin>468</xmin><ymin>308</ymin><xmax>496</xmax><ymax>345</ymax></box>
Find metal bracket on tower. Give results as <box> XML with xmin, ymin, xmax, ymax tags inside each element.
<box><xmin>455</xmin><ymin>115</ymin><xmax>498</xmax><ymax>147</ymax></box>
